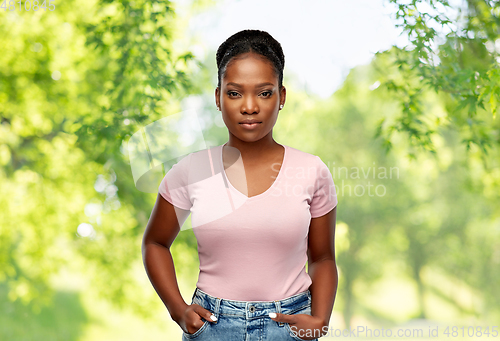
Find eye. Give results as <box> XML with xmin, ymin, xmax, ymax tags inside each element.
<box><xmin>227</xmin><ymin>91</ymin><xmax>239</xmax><ymax>97</ymax></box>
<box><xmin>260</xmin><ymin>91</ymin><xmax>273</xmax><ymax>98</ymax></box>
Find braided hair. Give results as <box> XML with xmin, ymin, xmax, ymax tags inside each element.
<box><xmin>216</xmin><ymin>29</ymin><xmax>285</xmax><ymax>89</ymax></box>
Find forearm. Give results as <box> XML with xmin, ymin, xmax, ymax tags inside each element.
<box><xmin>142</xmin><ymin>242</ymin><xmax>188</xmax><ymax>323</ymax></box>
<box><xmin>308</xmin><ymin>259</ymin><xmax>338</xmax><ymax>326</ymax></box>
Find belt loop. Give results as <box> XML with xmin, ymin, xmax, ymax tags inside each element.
<box><xmin>273</xmin><ymin>300</ymin><xmax>284</xmax><ymax>327</ymax></box>
<box><xmin>213</xmin><ymin>297</ymin><xmax>221</xmax><ymax>323</ymax></box>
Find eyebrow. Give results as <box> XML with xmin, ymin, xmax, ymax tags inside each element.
<box><xmin>226</xmin><ymin>82</ymin><xmax>275</xmax><ymax>88</ymax></box>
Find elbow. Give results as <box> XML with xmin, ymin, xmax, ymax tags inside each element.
<box><xmin>141</xmin><ymin>236</ymin><xmax>169</xmax><ymax>256</ymax></box>
<box><xmin>141</xmin><ymin>235</ymin><xmax>157</xmax><ymax>259</ymax></box>
<box><xmin>309</xmin><ymin>255</ymin><xmax>336</xmax><ymax>266</ymax></box>
<box><xmin>141</xmin><ymin>239</ymin><xmax>148</xmax><ymax>261</ymax></box>
<box><xmin>141</xmin><ymin>232</ymin><xmax>149</xmax><ymax>254</ymax></box>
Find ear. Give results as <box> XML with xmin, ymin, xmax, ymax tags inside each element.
<box><xmin>215</xmin><ymin>87</ymin><xmax>220</xmax><ymax>109</ymax></box>
<box><xmin>280</xmin><ymin>86</ymin><xmax>286</xmax><ymax>107</ymax></box>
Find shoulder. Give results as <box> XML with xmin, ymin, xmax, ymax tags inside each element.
<box><xmin>172</xmin><ymin>145</ymin><xmax>218</xmax><ymax>164</ymax></box>
<box><xmin>284</xmin><ymin>144</ymin><xmax>322</xmax><ymax>167</ymax></box>
<box><xmin>284</xmin><ymin>145</ymin><xmax>333</xmax><ymax>183</ymax></box>
<box><xmin>170</xmin><ymin>145</ymin><xmax>222</xmax><ymax>173</ymax></box>
<box><xmin>169</xmin><ymin>152</ymin><xmax>192</xmax><ymax>169</ymax></box>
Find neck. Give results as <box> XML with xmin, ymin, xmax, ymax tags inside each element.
<box><xmin>224</xmin><ymin>133</ymin><xmax>280</xmax><ymax>160</ymax></box>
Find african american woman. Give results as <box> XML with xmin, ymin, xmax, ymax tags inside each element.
<box><xmin>142</xmin><ymin>29</ymin><xmax>338</xmax><ymax>341</ymax></box>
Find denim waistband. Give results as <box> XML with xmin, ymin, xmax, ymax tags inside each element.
<box><xmin>191</xmin><ymin>288</ymin><xmax>311</xmax><ymax>323</ymax></box>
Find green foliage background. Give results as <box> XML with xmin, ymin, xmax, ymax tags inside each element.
<box><xmin>1</xmin><ymin>0</ymin><xmax>499</xmax><ymax>339</ymax></box>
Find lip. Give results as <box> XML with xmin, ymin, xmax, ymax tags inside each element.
<box><xmin>240</xmin><ymin>119</ymin><xmax>262</xmax><ymax>124</ymax></box>
<box><xmin>239</xmin><ymin>121</ymin><xmax>262</xmax><ymax>130</ymax></box>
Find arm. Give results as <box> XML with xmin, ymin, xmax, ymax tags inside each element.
<box><xmin>270</xmin><ymin>205</ymin><xmax>338</xmax><ymax>339</ymax></box>
<box><xmin>307</xmin><ymin>205</ymin><xmax>338</xmax><ymax>328</ymax></box>
<box><xmin>141</xmin><ymin>193</ymin><xmax>191</xmax><ymax>323</ymax></box>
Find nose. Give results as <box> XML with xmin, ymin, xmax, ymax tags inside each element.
<box><xmin>241</xmin><ymin>95</ymin><xmax>259</xmax><ymax>114</ymax></box>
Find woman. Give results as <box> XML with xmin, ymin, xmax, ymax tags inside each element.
<box><xmin>142</xmin><ymin>29</ymin><xmax>338</xmax><ymax>341</ymax></box>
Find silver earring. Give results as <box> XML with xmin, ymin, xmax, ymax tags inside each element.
<box><xmin>279</xmin><ymin>104</ymin><xmax>283</xmax><ymax>110</ymax></box>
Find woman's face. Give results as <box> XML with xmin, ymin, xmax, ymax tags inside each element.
<box><xmin>215</xmin><ymin>52</ymin><xmax>286</xmax><ymax>144</ymax></box>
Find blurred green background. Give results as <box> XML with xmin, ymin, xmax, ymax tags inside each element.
<box><xmin>1</xmin><ymin>0</ymin><xmax>499</xmax><ymax>340</ymax></box>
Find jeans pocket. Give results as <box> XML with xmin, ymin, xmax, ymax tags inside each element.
<box><xmin>286</xmin><ymin>303</ymin><xmax>312</xmax><ymax>316</ymax></box>
<box><xmin>301</xmin><ymin>304</ymin><xmax>312</xmax><ymax>316</ymax></box>
<box><xmin>184</xmin><ymin>295</ymin><xmax>211</xmax><ymax>339</ymax></box>
<box><xmin>183</xmin><ymin>320</ymin><xmax>209</xmax><ymax>339</ymax></box>
<box><xmin>284</xmin><ymin>304</ymin><xmax>316</xmax><ymax>341</ymax></box>
<box><xmin>285</xmin><ymin>322</ymin><xmax>313</xmax><ymax>341</ymax></box>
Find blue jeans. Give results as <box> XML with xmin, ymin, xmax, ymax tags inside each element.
<box><xmin>181</xmin><ymin>287</ymin><xmax>319</xmax><ymax>341</ymax></box>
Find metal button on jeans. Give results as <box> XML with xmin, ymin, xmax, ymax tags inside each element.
<box><xmin>249</xmin><ymin>305</ymin><xmax>256</xmax><ymax>313</ymax></box>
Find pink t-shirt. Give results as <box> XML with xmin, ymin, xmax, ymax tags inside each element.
<box><xmin>158</xmin><ymin>143</ymin><xmax>338</xmax><ymax>301</ymax></box>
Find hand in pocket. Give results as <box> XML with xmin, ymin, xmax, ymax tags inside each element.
<box><xmin>270</xmin><ymin>312</ymin><xmax>326</xmax><ymax>340</ymax></box>
<box><xmin>178</xmin><ymin>303</ymin><xmax>217</xmax><ymax>335</ymax></box>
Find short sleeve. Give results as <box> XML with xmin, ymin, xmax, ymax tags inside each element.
<box><xmin>310</xmin><ymin>156</ymin><xmax>338</xmax><ymax>218</ymax></box>
<box><xmin>158</xmin><ymin>153</ymin><xmax>193</xmax><ymax>210</ymax></box>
